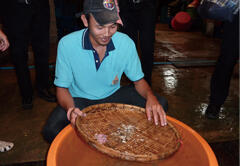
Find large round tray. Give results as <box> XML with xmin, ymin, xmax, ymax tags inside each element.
<box><xmin>76</xmin><ymin>103</ymin><xmax>181</xmax><ymax>162</ymax></box>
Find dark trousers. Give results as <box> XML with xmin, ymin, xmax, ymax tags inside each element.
<box><xmin>54</xmin><ymin>0</ymin><xmax>80</xmax><ymax>41</ymax></box>
<box><xmin>3</xmin><ymin>1</ymin><xmax>50</xmax><ymax>99</ymax></box>
<box><xmin>42</xmin><ymin>85</ymin><xmax>168</xmax><ymax>143</ymax></box>
<box><xmin>119</xmin><ymin>0</ymin><xmax>156</xmax><ymax>85</ymax></box>
<box><xmin>209</xmin><ymin>13</ymin><xmax>239</xmax><ymax>106</ymax></box>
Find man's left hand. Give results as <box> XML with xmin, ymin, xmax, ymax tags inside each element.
<box><xmin>145</xmin><ymin>95</ymin><xmax>167</xmax><ymax>126</ymax></box>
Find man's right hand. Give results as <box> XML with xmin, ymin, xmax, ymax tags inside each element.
<box><xmin>67</xmin><ymin>107</ymin><xmax>86</xmax><ymax>126</ymax></box>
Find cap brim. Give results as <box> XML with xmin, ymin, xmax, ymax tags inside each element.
<box><xmin>91</xmin><ymin>9</ymin><xmax>119</xmax><ymax>25</ymax></box>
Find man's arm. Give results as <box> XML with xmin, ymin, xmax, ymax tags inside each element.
<box><xmin>56</xmin><ymin>87</ymin><xmax>75</xmax><ymax>110</ymax></box>
<box><xmin>56</xmin><ymin>87</ymin><xmax>85</xmax><ymax>126</ymax></box>
<box><xmin>134</xmin><ymin>79</ymin><xmax>167</xmax><ymax>126</ymax></box>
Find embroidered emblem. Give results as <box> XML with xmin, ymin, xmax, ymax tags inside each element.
<box><xmin>112</xmin><ymin>75</ymin><xmax>119</xmax><ymax>85</ymax></box>
<box><xmin>103</xmin><ymin>0</ymin><xmax>115</xmax><ymax>10</ymax></box>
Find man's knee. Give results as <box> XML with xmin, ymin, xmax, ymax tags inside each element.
<box><xmin>42</xmin><ymin>123</ymin><xmax>58</xmax><ymax>143</ymax></box>
<box><xmin>42</xmin><ymin>105</ymin><xmax>69</xmax><ymax>143</ymax></box>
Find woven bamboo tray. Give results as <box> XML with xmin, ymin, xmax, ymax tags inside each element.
<box><xmin>76</xmin><ymin>103</ymin><xmax>181</xmax><ymax>162</ymax></box>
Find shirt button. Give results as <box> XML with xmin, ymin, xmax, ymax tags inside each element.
<box><xmin>96</xmin><ymin>60</ymin><xmax>98</xmax><ymax>63</ymax></box>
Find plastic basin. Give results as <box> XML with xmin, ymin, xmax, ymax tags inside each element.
<box><xmin>47</xmin><ymin>116</ymin><xmax>218</xmax><ymax>166</ymax></box>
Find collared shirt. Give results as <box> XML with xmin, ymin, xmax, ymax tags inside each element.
<box><xmin>54</xmin><ymin>28</ymin><xmax>144</xmax><ymax>100</ymax></box>
<box><xmin>82</xmin><ymin>29</ymin><xmax>115</xmax><ymax>70</ymax></box>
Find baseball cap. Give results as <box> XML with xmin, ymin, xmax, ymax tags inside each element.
<box><xmin>83</xmin><ymin>0</ymin><xmax>123</xmax><ymax>26</ymax></box>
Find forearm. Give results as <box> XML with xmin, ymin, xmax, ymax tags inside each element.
<box><xmin>134</xmin><ymin>79</ymin><xmax>156</xmax><ymax>100</ymax></box>
<box><xmin>134</xmin><ymin>78</ymin><xmax>167</xmax><ymax>126</ymax></box>
<box><xmin>56</xmin><ymin>87</ymin><xmax>75</xmax><ymax>112</ymax></box>
<box><xmin>57</xmin><ymin>87</ymin><xmax>85</xmax><ymax>125</ymax></box>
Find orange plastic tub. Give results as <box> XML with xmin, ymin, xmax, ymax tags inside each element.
<box><xmin>47</xmin><ymin>116</ymin><xmax>218</xmax><ymax>166</ymax></box>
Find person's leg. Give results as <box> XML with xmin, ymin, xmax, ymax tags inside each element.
<box><xmin>31</xmin><ymin>3</ymin><xmax>50</xmax><ymax>91</ymax></box>
<box><xmin>54</xmin><ymin>0</ymin><xmax>65</xmax><ymax>41</ymax></box>
<box><xmin>31</xmin><ymin>3</ymin><xmax>56</xmax><ymax>102</ymax></box>
<box><xmin>42</xmin><ymin>106</ymin><xmax>69</xmax><ymax>143</ymax></box>
<box><xmin>119</xmin><ymin>5</ymin><xmax>139</xmax><ymax>47</ymax></box>
<box><xmin>101</xmin><ymin>85</ymin><xmax>168</xmax><ymax>112</ymax></box>
<box><xmin>139</xmin><ymin>1</ymin><xmax>156</xmax><ymax>86</ymax></box>
<box><xmin>42</xmin><ymin>98</ymin><xmax>96</xmax><ymax>143</ymax></box>
<box><xmin>3</xmin><ymin>4</ymin><xmax>33</xmax><ymax>109</ymax></box>
<box><xmin>206</xmin><ymin>13</ymin><xmax>239</xmax><ymax>119</ymax></box>
<box><xmin>73</xmin><ymin>97</ymin><xmax>99</xmax><ymax>109</ymax></box>
<box><xmin>61</xmin><ymin>1</ymin><xmax>79</xmax><ymax>35</ymax></box>
<box><xmin>73</xmin><ymin>86</ymin><xmax>168</xmax><ymax>112</ymax></box>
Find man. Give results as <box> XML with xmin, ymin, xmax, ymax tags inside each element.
<box><xmin>42</xmin><ymin>0</ymin><xmax>168</xmax><ymax>143</ymax></box>
<box><xmin>2</xmin><ymin>0</ymin><xmax>56</xmax><ymax>109</ymax></box>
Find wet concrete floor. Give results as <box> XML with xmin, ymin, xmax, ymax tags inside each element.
<box><xmin>0</xmin><ymin>24</ymin><xmax>238</xmax><ymax>166</ymax></box>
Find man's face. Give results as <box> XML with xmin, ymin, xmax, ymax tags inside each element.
<box><xmin>87</xmin><ymin>15</ymin><xmax>118</xmax><ymax>47</ymax></box>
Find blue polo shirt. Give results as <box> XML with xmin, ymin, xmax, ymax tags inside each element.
<box><xmin>54</xmin><ymin>28</ymin><xmax>144</xmax><ymax>100</ymax></box>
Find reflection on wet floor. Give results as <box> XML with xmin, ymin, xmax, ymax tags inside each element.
<box><xmin>152</xmin><ymin>64</ymin><xmax>238</xmax><ymax>143</ymax></box>
<box><xmin>154</xmin><ymin>30</ymin><xmax>221</xmax><ymax>61</ymax></box>
<box><xmin>155</xmin><ymin>42</ymin><xmax>185</xmax><ymax>60</ymax></box>
<box><xmin>162</xmin><ymin>68</ymin><xmax>178</xmax><ymax>94</ymax></box>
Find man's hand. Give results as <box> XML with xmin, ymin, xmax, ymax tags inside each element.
<box><xmin>146</xmin><ymin>95</ymin><xmax>167</xmax><ymax>126</ymax></box>
<box><xmin>67</xmin><ymin>107</ymin><xmax>86</xmax><ymax>126</ymax></box>
<box><xmin>134</xmin><ymin>78</ymin><xmax>167</xmax><ymax>127</ymax></box>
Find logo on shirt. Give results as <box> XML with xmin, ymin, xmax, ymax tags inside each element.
<box><xmin>112</xmin><ymin>75</ymin><xmax>119</xmax><ymax>85</ymax></box>
<box><xmin>103</xmin><ymin>0</ymin><xmax>115</xmax><ymax>10</ymax></box>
